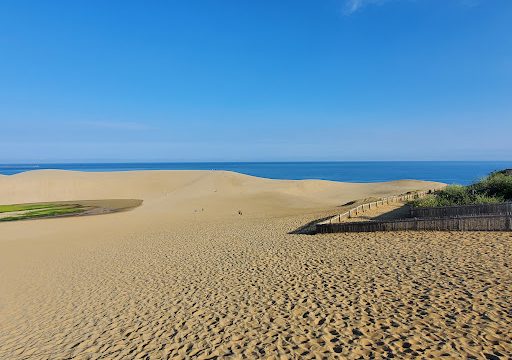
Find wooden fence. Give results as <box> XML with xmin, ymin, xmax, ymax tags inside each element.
<box><xmin>316</xmin><ymin>215</ymin><xmax>512</xmax><ymax>233</ymax></box>
<box><xmin>318</xmin><ymin>190</ymin><xmax>435</xmax><ymax>225</ymax></box>
<box><xmin>410</xmin><ymin>202</ymin><xmax>512</xmax><ymax>218</ymax></box>
<box><xmin>312</xmin><ymin>190</ymin><xmax>512</xmax><ymax>233</ymax></box>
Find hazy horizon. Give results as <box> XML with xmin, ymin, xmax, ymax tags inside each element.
<box><xmin>3</xmin><ymin>161</ymin><xmax>512</xmax><ymax>185</ymax></box>
<box><xmin>2</xmin><ymin>160</ymin><xmax>512</xmax><ymax>164</ymax></box>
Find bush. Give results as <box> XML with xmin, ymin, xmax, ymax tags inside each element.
<box><xmin>411</xmin><ymin>195</ymin><xmax>450</xmax><ymax>208</ymax></box>
<box><xmin>473</xmin><ymin>194</ymin><xmax>504</xmax><ymax>204</ymax></box>
<box><xmin>436</xmin><ymin>185</ymin><xmax>472</xmax><ymax>205</ymax></box>
<box><xmin>411</xmin><ymin>181</ymin><xmax>507</xmax><ymax>208</ymax></box>
<box><xmin>471</xmin><ymin>172</ymin><xmax>512</xmax><ymax>200</ymax></box>
<box><xmin>410</xmin><ymin>170</ymin><xmax>511</xmax><ymax>208</ymax></box>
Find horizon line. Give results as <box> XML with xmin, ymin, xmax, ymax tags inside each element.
<box><xmin>1</xmin><ymin>160</ymin><xmax>512</xmax><ymax>166</ymax></box>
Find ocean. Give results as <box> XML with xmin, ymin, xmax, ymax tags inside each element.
<box><xmin>1</xmin><ymin>161</ymin><xmax>511</xmax><ymax>185</ymax></box>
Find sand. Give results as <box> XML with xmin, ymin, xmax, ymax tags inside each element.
<box><xmin>343</xmin><ymin>202</ymin><xmax>411</xmax><ymax>222</ymax></box>
<box><xmin>0</xmin><ymin>170</ymin><xmax>510</xmax><ymax>359</ymax></box>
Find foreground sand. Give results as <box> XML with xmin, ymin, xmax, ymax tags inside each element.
<box><xmin>0</xmin><ymin>171</ymin><xmax>510</xmax><ymax>359</ymax></box>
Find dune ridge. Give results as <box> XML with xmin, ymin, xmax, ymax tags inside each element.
<box><xmin>0</xmin><ymin>170</ymin><xmax>442</xmax><ymax>214</ymax></box>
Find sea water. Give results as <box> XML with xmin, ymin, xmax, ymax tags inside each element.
<box><xmin>1</xmin><ymin>161</ymin><xmax>511</xmax><ymax>185</ymax></box>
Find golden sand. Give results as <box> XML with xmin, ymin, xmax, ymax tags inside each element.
<box><xmin>0</xmin><ymin>171</ymin><xmax>510</xmax><ymax>359</ymax></box>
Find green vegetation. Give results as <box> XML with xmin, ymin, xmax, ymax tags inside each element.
<box><xmin>0</xmin><ymin>203</ymin><xmax>62</xmax><ymax>213</ymax></box>
<box><xmin>0</xmin><ymin>199</ymin><xmax>142</xmax><ymax>222</ymax></box>
<box><xmin>0</xmin><ymin>203</ymin><xmax>88</xmax><ymax>222</ymax></box>
<box><xmin>471</xmin><ymin>172</ymin><xmax>512</xmax><ymax>200</ymax></box>
<box><xmin>411</xmin><ymin>170</ymin><xmax>512</xmax><ymax>208</ymax></box>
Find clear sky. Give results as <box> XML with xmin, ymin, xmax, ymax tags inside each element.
<box><xmin>1</xmin><ymin>0</ymin><xmax>511</xmax><ymax>162</ymax></box>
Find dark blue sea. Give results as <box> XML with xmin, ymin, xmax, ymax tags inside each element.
<box><xmin>1</xmin><ymin>162</ymin><xmax>511</xmax><ymax>185</ymax></box>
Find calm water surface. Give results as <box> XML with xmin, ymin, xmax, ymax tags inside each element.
<box><xmin>1</xmin><ymin>162</ymin><xmax>511</xmax><ymax>185</ymax></box>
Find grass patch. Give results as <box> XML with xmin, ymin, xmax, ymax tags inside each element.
<box><xmin>0</xmin><ymin>199</ymin><xmax>142</xmax><ymax>222</ymax></box>
<box><xmin>0</xmin><ymin>203</ymin><xmax>89</xmax><ymax>221</ymax></box>
<box><xmin>411</xmin><ymin>169</ymin><xmax>511</xmax><ymax>208</ymax></box>
<box><xmin>0</xmin><ymin>203</ymin><xmax>64</xmax><ymax>213</ymax></box>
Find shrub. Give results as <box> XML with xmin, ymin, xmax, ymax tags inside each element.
<box><xmin>410</xmin><ymin>195</ymin><xmax>449</xmax><ymax>208</ymax></box>
<box><xmin>473</xmin><ymin>194</ymin><xmax>504</xmax><ymax>204</ymax></box>
<box><xmin>471</xmin><ymin>172</ymin><xmax>512</xmax><ymax>200</ymax></box>
<box><xmin>410</xmin><ymin>170</ymin><xmax>511</xmax><ymax>208</ymax></box>
<box><xmin>436</xmin><ymin>185</ymin><xmax>472</xmax><ymax>205</ymax></box>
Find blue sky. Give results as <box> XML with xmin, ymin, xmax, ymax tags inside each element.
<box><xmin>0</xmin><ymin>0</ymin><xmax>511</xmax><ymax>162</ymax></box>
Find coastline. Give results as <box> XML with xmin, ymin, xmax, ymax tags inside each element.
<box><xmin>2</xmin><ymin>161</ymin><xmax>512</xmax><ymax>184</ymax></box>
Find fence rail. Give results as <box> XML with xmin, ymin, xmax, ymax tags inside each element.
<box><xmin>318</xmin><ymin>190</ymin><xmax>435</xmax><ymax>225</ymax></box>
<box><xmin>316</xmin><ymin>215</ymin><xmax>512</xmax><ymax>233</ymax></box>
<box><xmin>313</xmin><ymin>190</ymin><xmax>512</xmax><ymax>233</ymax></box>
<box><xmin>410</xmin><ymin>202</ymin><xmax>512</xmax><ymax>218</ymax></box>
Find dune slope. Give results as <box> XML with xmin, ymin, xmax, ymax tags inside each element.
<box><xmin>1</xmin><ymin>171</ymin><xmax>510</xmax><ymax>359</ymax></box>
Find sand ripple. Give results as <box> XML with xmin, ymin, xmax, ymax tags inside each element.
<box><xmin>0</xmin><ymin>213</ymin><xmax>511</xmax><ymax>359</ymax></box>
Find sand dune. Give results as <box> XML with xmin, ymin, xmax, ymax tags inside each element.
<box><xmin>0</xmin><ymin>170</ymin><xmax>442</xmax><ymax>220</ymax></box>
<box><xmin>0</xmin><ymin>170</ymin><xmax>439</xmax><ymax>206</ymax></box>
<box><xmin>0</xmin><ymin>171</ymin><xmax>510</xmax><ymax>359</ymax></box>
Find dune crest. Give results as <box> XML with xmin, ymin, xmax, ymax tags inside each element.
<box><xmin>0</xmin><ymin>170</ymin><xmax>443</xmax><ymax>220</ymax></box>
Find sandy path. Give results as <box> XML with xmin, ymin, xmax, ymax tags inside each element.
<box><xmin>344</xmin><ymin>202</ymin><xmax>410</xmax><ymax>222</ymax></box>
<box><xmin>0</xmin><ymin>171</ymin><xmax>510</xmax><ymax>359</ymax></box>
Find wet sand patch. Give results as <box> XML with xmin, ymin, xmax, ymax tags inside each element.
<box><xmin>0</xmin><ymin>199</ymin><xmax>142</xmax><ymax>222</ymax></box>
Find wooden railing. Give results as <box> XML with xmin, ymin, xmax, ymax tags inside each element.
<box><xmin>314</xmin><ymin>194</ymin><xmax>512</xmax><ymax>233</ymax></box>
<box><xmin>316</xmin><ymin>214</ymin><xmax>512</xmax><ymax>233</ymax></box>
<box><xmin>318</xmin><ymin>190</ymin><xmax>434</xmax><ymax>225</ymax></box>
<box><xmin>410</xmin><ymin>202</ymin><xmax>512</xmax><ymax>218</ymax></box>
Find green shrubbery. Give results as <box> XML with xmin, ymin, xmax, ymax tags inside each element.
<box><xmin>471</xmin><ymin>172</ymin><xmax>512</xmax><ymax>200</ymax></box>
<box><xmin>411</xmin><ymin>170</ymin><xmax>511</xmax><ymax>208</ymax></box>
